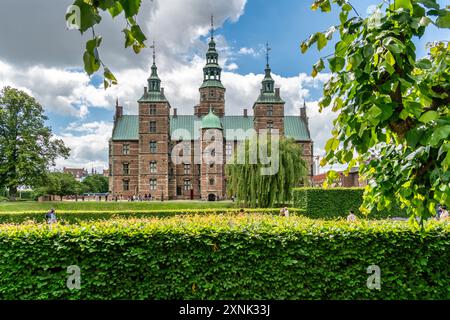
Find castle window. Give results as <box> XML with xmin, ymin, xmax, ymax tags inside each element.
<box><xmin>183</xmin><ymin>179</ymin><xmax>191</xmax><ymax>191</ymax></box>
<box><xmin>122</xmin><ymin>144</ymin><xmax>130</xmax><ymax>155</ymax></box>
<box><xmin>150</xmin><ymin>141</ymin><xmax>157</xmax><ymax>153</ymax></box>
<box><xmin>209</xmin><ymin>178</ymin><xmax>215</xmax><ymax>185</ymax></box>
<box><xmin>226</xmin><ymin>142</ymin><xmax>233</xmax><ymax>156</ymax></box>
<box><xmin>123</xmin><ymin>163</ymin><xmax>129</xmax><ymax>175</ymax></box>
<box><xmin>267</xmin><ymin>105</ymin><xmax>273</xmax><ymax>116</ymax></box>
<box><xmin>184</xmin><ymin>164</ymin><xmax>190</xmax><ymax>175</ymax></box>
<box><xmin>149</xmin><ymin>105</ymin><xmax>156</xmax><ymax>115</ymax></box>
<box><xmin>267</xmin><ymin>121</ymin><xmax>273</xmax><ymax>133</ymax></box>
<box><xmin>123</xmin><ymin>179</ymin><xmax>129</xmax><ymax>191</ymax></box>
<box><xmin>149</xmin><ymin>179</ymin><xmax>157</xmax><ymax>191</ymax></box>
<box><xmin>150</xmin><ymin>161</ymin><xmax>157</xmax><ymax>173</ymax></box>
<box><xmin>211</xmin><ymin>149</ymin><xmax>216</xmax><ymax>157</ymax></box>
<box><xmin>209</xmin><ymin>90</ymin><xmax>214</xmax><ymax>97</ymax></box>
<box><xmin>149</xmin><ymin>121</ymin><xmax>156</xmax><ymax>133</ymax></box>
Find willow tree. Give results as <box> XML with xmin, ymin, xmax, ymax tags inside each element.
<box><xmin>226</xmin><ymin>137</ymin><xmax>307</xmax><ymax>208</ymax></box>
<box><xmin>301</xmin><ymin>0</ymin><xmax>449</xmax><ymax>224</ymax></box>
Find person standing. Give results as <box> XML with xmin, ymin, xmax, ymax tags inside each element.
<box><xmin>45</xmin><ymin>208</ymin><xmax>57</xmax><ymax>224</ymax></box>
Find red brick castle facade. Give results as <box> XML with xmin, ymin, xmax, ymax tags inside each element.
<box><xmin>109</xmin><ymin>22</ymin><xmax>313</xmax><ymax>200</ymax></box>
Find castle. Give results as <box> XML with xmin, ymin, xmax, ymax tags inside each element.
<box><xmin>108</xmin><ymin>21</ymin><xmax>313</xmax><ymax>200</ymax></box>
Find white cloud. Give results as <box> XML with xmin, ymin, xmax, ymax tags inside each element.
<box><xmin>238</xmin><ymin>47</ymin><xmax>257</xmax><ymax>56</ymax></box>
<box><xmin>55</xmin><ymin>121</ymin><xmax>113</xmax><ymax>171</ymax></box>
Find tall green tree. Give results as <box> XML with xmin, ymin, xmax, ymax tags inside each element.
<box><xmin>34</xmin><ymin>172</ymin><xmax>84</xmax><ymax>201</ymax></box>
<box><xmin>82</xmin><ymin>174</ymin><xmax>109</xmax><ymax>193</ymax></box>
<box><xmin>0</xmin><ymin>87</ymin><xmax>70</xmax><ymax>200</ymax></box>
<box><xmin>226</xmin><ymin>137</ymin><xmax>307</xmax><ymax>208</ymax></box>
<box><xmin>301</xmin><ymin>0</ymin><xmax>449</xmax><ymax>224</ymax></box>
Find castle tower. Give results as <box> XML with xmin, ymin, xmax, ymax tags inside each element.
<box><xmin>200</xmin><ymin>108</ymin><xmax>224</xmax><ymax>201</ymax></box>
<box><xmin>137</xmin><ymin>42</ymin><xmax>171</xmax><ymax>200</ymax></box>
<box><xmin>195</xmin><ymin>15</ymin><xmax>226</xmax><ymax>118</ymax></box>
<box><xmin>253</xmin><ymin>43</ymin><xmax>285</xmax><ymax>135</ymax></box>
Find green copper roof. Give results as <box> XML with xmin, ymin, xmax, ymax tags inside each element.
<box><xmin>201</xmin><ymin>109</ymin><xmax>222</xmax><ymax>129</ymax></box>
<box><xmin>112</xmin><ymin>115</ymin><xmax>139</xmax><ymax>140</ymax></box>
<box><xmin>254</xmin><ymin>92</ymin><xmax>285</xmax><ymax>104</ymax></box>
<box><xmin>138</xmin><ymin>91</ymin><xmax>168</xmax><ymax>103</ymax></box>
<box><xmin>200</xmin><ymin>79</ymin><xmax>225</xmax><ymax>89</ymax></box>
<box><xmin>112</xmin><ymin>115</ymin><xmax>310</xmax><ymax>141</ymax></box>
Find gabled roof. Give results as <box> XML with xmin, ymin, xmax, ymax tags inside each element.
<box><xmin>112</xmin><ymin>115</ymin><xmax>311</xmax><ymax>141</ymax></box>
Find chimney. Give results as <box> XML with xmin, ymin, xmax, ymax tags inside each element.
<box><xmin>243</xmin><ymin>109</ymin><xmax>248</xmax><ymax>117</ymax></box>
<box><xmin>275</xmin><ymin>88</ymin><xmax>280</xmax><ymax>97</ymax></box>
<box><xmin>114</xmin><ymin>98</ymin><xmax>123</xmax><ymax>121</ymax></box>
<box><xmin>300</xmin><ymin>101</ymin><xmax>308</xmax><ymax>125</ymax></box>
<box><xmin>144</xmin><ymin>86</ymin><xmax>148</xmax><ymax>97</ymax></box>
<box><xmin>260</xmin><ymin>88</ymin><xmax>263</xmax><ymax>95</ymax></box>
<box><xmin>161</xmin><ymin>87</ymin><xmax>165</xmax><ymax>95</ymax></box>
<box><xmin>173</xmin><ymin>108</ymin><xmax>178</xmax><ymax>117</ymax></box>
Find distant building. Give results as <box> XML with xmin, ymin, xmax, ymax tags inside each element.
<box><xmin>102</xmin><ymin>169</ymin><xmax>109</xmax><ymax>177</ymax></box>
<box><xmin>312</xmin><ymin>167</ymin><xmax>366</xmax><ymax>188</ymax></box>
<box><xmin>63</xmin><ymin>167</ymin><xmax>88</xmax><ymax>181</ymax></box>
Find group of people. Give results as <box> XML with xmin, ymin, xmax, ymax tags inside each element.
<box><xmin>126</xmin><ymin>194</ymin><xmax>153</xmax><ymax>202</ymax></box>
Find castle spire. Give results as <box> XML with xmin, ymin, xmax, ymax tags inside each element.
<box><xmin>266</xmin><ymin>42</ymin><xmax>271</xmax><ymax>67</ymax></box>
<box><xmin>262</xmin><ymin>42</ymin><xmax>274</xmax><ymax>93</ymax></box>
<box><xmin>148</xmin><ymin>40</ymin><xmax>161</xmax><ymax>92</ymax></box>
<box><xmin>151</xmin><ymin>39</ymin><xmax>156</xmax><ymax>65</ymax></box>
<box><xmin>210</xmin><ymin>14</ymin><xmax>214</xmax><ymax>40</ymax></box>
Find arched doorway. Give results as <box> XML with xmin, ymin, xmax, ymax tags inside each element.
<box><xmin>208</xmin><ymin>194</ymin><xmax>216</xmax><ymax>201</ymax></box>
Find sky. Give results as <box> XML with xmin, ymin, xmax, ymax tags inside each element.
<box><xmin>0</xmin><ymin>0</ymin><xmax>448</xmax><ymax>174</ymax></box>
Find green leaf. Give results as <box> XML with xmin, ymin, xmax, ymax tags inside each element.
<box><xmin>108</xmin><ymin>1</ymin><xmax>124</xmax><ymax>18</ymax></box>
<box><xmin>419</xmin><ymin>110</ymin><xmax>439</xmax><ymax>123</ymax></box>
<box><xmin>119</xmin><ymin>0</ymin><xmax>142</xmax><ymax>18</ymax></box>
<box><xmin>122</xmin><ymin>28</ymin><xmax>135</xmax><ymax>48</ymax></box>
<box><xmin>435</xmin><ymin>11</ymin><xmax>450</xmax><ymax>28</ymax></box>
<box><xmin>384</xmin><ymin>50</ymin><xmax>396</xmax><ymax>66</ymax></box>
<box><xmin>317</xmin><ymin>33</ymin><xmax>328</xmax><ymax>51</ymax></box>
<box><xmin>417</xmin><ymin>0</ymin><xmax>440</xmax><ymax>9</ymax></box>
<box><xmin>368</xmin><ymin>105</ymin><xmax>383</xmax><ymax>119</ymax></box>
<box><xmin>328</xmin><ymin>56</ymin><xmax>345</xmax><ymax>72</ymax></box>
<box><xmin>131</xmin><ymin>25</ymin><xmax>147</xmax><ymax>44</ymax></box>
<box><xmin>395</xmin><ymin>0</ymin><xmax>413</xmax><ymax>11</ymax></box>
<box><xmin>71</xmin><ymin>0</ymin><xmax>102</xmax><ymax>33</ymax></box>
<box><xmin>416</xmin><ymin>58</ymin><xmax>432</xmax><ymax>69</ymax></box>
<box><xmin>429</xmin><ymin>125</ymin><xmax>450</xmax><ymax>146</ymax></box>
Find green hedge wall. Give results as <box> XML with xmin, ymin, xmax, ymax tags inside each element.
<box><xmin>0</xmin><ymin>216</ymin><xmax>448</xmax><ymax>299</ymax></box>
<box><xmin>0</xmin><ymin>208</ymin><xmax>304</xmax><ymax>224</ymax></box>
<box><xmin>293</xmin><ymin>188</ymin><xmax>408</xmax><ymax>219</ymax></box>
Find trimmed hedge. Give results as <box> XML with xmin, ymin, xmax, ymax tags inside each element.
<box><xmin>0</xmin><ymin>215</ymin><xmax>448</xmax><ymax>299</ymax></box>
<box><xmin>0</xmin><ymin>208</ymin><xmax>304</xmax><ymax>224</ymax></box>
<box><xmin>293</xmin><ymin>187</ymin><xmax>408</xmax><ymax>219</ymax></box>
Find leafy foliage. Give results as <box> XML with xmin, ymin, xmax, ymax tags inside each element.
<box><xmin>81</xmin><ymin>174</ymin><xmax>109</xmax><ymax>193</ymax></box>
<box><xmin>0</xmin><ymin>200</ymin><xmax>234</xmax><ymax>212</ymax></box>
<box><xmin>0</xmin><ymin>208</ymin><xmax>304</xmax><ymax>224</ymax></box>
<box><xmin>34</xmin><ymin>172</ymin><xmax>85</xmax><ymax>200</ymax></box>
<box><xmin>66</xmin><ymin>0</ymin><xmax>146</xmax><ymax>88</ymax></box>
<box><xmin>226</xmin><ymin>137</ymin><xmax>307</xmax><ymax>208</ymax></box>
<box><xmin>301</xmin><ymin>0</ymin><xmax>450</xmax><ymax>225</ymax></box>
<box><xmin>0</xmin><ymin>87</ymin><xmax>70</xmax><ymax>200</ymax></box>
<box><xmin>0</xmin><ymin>215</ymin><xmax>448</xmax><ymax>299</ymax></box>
<box><xmin>293</xmin><ymin>187</ymin><xmax>408</xmax><ymax>219</ymax></box>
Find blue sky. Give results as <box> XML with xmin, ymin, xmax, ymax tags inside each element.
<box><xmin>0</xmin><ymin>0</ymin><xmax>448</xmax><ymax>171</ymax></box>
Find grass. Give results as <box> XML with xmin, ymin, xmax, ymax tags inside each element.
<box><xmin>0</xmin><ymin>200</ymin><xmax>235</xmax><ymax>213</ymax></box>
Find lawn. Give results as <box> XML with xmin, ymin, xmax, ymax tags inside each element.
<box><xmin>0</xmin><ymin>200</ymin><xmax>235</xmax><ymax>213</ymax></box>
